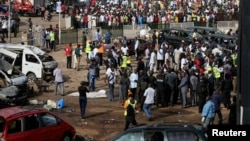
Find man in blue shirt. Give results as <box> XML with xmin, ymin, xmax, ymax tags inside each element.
<box><xmin>201</xmin><ymin>96</ymin><xmax>215</xmax><ymax>128</ymax></box>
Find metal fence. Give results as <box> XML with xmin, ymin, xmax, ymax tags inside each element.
<box><xmin>20</xmin><ymin>21</ymin><xmax>238</xmax><ymax>47</ymax></box>
<box><xmin>61</xmin><ymin>29</ymin><xmax>78</xmax><ymax>44</ymax></box>
<box><xmin>217</xmin><ymin>21</ymin><xmax>238</xmax><ymax>33</ymax></box>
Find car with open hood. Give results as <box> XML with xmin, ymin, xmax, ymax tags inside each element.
<box><xmin>0</xmin><ymin>59</ymin><xmax>31</xmax><ymax>105</ymax></box>
<box><xmin>0</xmin><ymin>44</ymin><xmax>57</xmax><ymax>83</ymax></box>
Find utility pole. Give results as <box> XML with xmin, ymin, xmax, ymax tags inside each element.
<box><xmin>8</xmin><ymin>0</ymin><xmax>11</xmax><ymax>43</ymax></box>
<box><xmin>56</xmin><ymin>0</ymin><xmax>62</xmax><ymax>46</ymax></box>
<box><xmin>237</xmin><ymin>0</ymin><xmax>250</xmax><ymax>124</ymax></box>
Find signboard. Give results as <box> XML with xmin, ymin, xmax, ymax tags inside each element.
<box><xmin>56</xmin><ymin>1</ymin><xmax>62</xmax><ymax>13</ymax></box>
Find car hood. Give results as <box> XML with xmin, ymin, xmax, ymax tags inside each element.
<box><xmin>43</xmin><ymin>61</ymin><xmax>57</xmax><ymax>69</ymax></box>
<box><xmin>10</xmin><ymin>74</ymin><xmax>28</xmax><ymax>86</ymax></box>
<box><xmin>0</xmin><ymin>59</ymin><xmax>13</xmax><ymax>74</ymax></box>
<box><xmin>0</xmin><ymin>59</ymin><xmax>28</xmax><ymax>86</ymax></box>
<box><xmin>0</xmin><ymin>86</ymin><xmax>19</xmax><ymax>98</ymax></box>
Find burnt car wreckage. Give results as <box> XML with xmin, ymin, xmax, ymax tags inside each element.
<box><xmin>0</xmin><ymin>59</ymin><xmax>33</xmax><ymax>107</ymax></box>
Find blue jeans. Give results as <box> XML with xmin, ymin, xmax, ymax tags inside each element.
<box><xmin>181</xmin><ymin>87</ymin><xmax>188</xmax><ymax>107</ymax></box>
<box><xmin>203</xmin><ymin>117</ymin><xmax>213</xmax><ymax>128</ymax></box>
<box><xmin>79</xmin><ymin>97</ymin><xmax>87</xmax><ymax>118</ymax></box>
<box><xmin>42</xmin><ymin>38</ymin><xmax>46</xmax><ymax>49</ymax></box>
<box><xmin>119</xmin><ymin>85</ymin><xmax>128</xmax><ymax>103</ymax></box>
<box><xmin>109</xmin><ymin>83</ymin><xmax>114</xmax><ymax>101</ymax></box>
<box><xmin>88</xmin><ymin>74</ymin><xmax>96</xmax><ymax>91</ymax></box>
<box><xmin>54</xmin><ymin>82</ymin><xmax>64</xmax><ymax>95</ymax></box>
<box><xmin>143</xmin><ymin>103</ymin><xmax>152</xmax><ymax>119</ymax></box>
<box><xmin>119</xmin><ymin>85</ymin><xmax>123</xmax><ymax>103</ymax></box>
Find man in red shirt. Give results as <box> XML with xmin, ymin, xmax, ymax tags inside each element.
<box><xmin>65</xmin><ymin>43</ymin><xmax>72</xmax><ymax>69</ymax></box>
<box><xmin>61</xmin><ymin>4</ymin><xmax>66</xmax><ymax>18</ymax></box>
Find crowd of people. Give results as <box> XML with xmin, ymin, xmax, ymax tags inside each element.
<box><xmin>57</xmin><ymin>0</ymin><xmax>240</xmax><ymax>129</ymax></box>
<box><xmin>67</xmin><ymin>0</ymin><xmax>239</xmax><ymax>29</ymax></box>
<box><xmin>60</xmin><ymin>26</ymin><xmax>237</xmax><ymax>129</ymax></box>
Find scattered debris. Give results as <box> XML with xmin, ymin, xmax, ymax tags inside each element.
<box><xmin>47</xmin><ymin>99</ymin><xmax>57</xmax><ymax>108</ymax></box>
<box><xmin>68</xmin><ymin>90</ymin><xmax>106</xmax><ymax>98</ymax></box>
<box><xmin>58</xmin><ymin>108</ymin><xmax>75</xmax><ymax>113</ymax></box>
<box><xmin>29</xmin><ymin>99</ymin><xmax>45</xmax><ymax>105</ymax></box>
<box><xmin>100</xmin><ymin>119</ymin><xmax>119</xmax><ymax>124</ymax></box>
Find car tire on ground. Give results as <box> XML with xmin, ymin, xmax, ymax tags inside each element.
<box><xmin>27</xmin><ymin>73</ymin><xmax>37</xmax><ymax>84</ymax></box>
<box><xmin>62</xmin><ymin>133</ymin><xmax>72</xmax><ymax>141</ymax></box>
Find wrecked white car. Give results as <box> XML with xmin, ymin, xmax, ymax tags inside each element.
<box><xmin>0</xmin><ymin>44</ymin><xmax>57</xmax><ymax>83</ymax></box>
<box><xmin>0</xmin><ymin>59</ymin><xmax>32</xmax><ymax>105</ymax></box>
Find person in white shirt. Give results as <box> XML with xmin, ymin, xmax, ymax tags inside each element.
<box><xmin>132</xmin><ymin>15</ymin><xmax>136</xmax><ymax>30</ymax></box>
<box><xmin>121</xmin><ymin>45</ymin><xmax>129</xmax><ymax>56</ymax></box>
<box><xmin>180</xmin><ymin>53</ymin><xmax>189</xmax><ymax>71</ymax></box>
<box><xmin>149</xmin><ymin>50</ymin><xmax>156</xmax><ymax>73</ymax></box>
<box><xmin>129</xmin><ymin>69</ymin><xmax>138</xmax><ymax>99</ymax></box>
<box><xmin>143</xmin><ymin>83</ymin><xmax>156</xmax><ymax>121</ymax></box>
<box><xmin>156</xmin><ymin>47</ymin><xmax>164</xmax><ymax>71</ymax></box>
<box><xmin>173</xmin><ymin>47</ymin><xmax>181</xmax><ymax>71</ymax></box>
<box><xmin>105</xmin><ymin>64</ymin><xmax>117</xmax><ymax>101</ymax></box>
<box><xmin>144</xmin><ymin>47</ymin><xmax>150</xmax><ymax>69</ymax></box>
<box><xmin>134</xmin><ymin>37</ymin><xmax>140</xmax><ymax>60</ymax></box>
<box><xmin>1</xmin><ymin>17</ymin><xmax>8</xmax><ymax>38</ymax></box>
<box><xmin>88</xmin><ymin>49</ymin><xmax>96</xmax><ymax>60</ymax></box>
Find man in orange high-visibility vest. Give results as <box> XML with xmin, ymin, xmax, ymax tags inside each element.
<box><xmin>98</xmin><ymin>41</ymin><xmax>104</xmax><ymax>66</ymax></box>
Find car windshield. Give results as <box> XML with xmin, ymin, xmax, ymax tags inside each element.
<box><xmin>0</xmin><ymin>117</ymin><xmax>5</xmax><ymax>136</ymax></box>
<box><xmin>214</xmin><ymin>29</ymin><xmax>224</xmax><ymax>34</ymax></box>
<box><xmin>186</xmin><ymin>31</ymin><xmax>203</xmax><ymax>38</ymax></box>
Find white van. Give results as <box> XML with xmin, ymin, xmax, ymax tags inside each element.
<box><xmin>0</xmin><ymin>44</ymin><xmax>57</xmax><ymax>83</ymax></box>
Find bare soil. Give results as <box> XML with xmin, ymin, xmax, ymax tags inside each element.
<box><xmin>10</xmin><ymin>14</ymin><xmax>230</xmax><ymax>141</ymax></box>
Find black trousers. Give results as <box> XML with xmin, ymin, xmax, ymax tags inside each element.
<box><xmin>46</xmin><ymin>40</ymin><xmax>50</xmax><ymax>49</ymax></box>
<box><xmin>130</xmin><ymin>88</ymin><xmax>137</xmax><ymax>100</ymax></box>
<box><xmin>213</xmin><ymin>110</ymin><xmax>223</xmax><ymax>125</ymax></box>
<box><xmin>157</xmin><ymin>60</ymin><xmax>164</xmax><ymax>70</ymax></box>
<box><xmin>198</xmin><ymin>93</ymin><xmax>207</xmax><ymax>113</ymax></box>
<box><xmin>66</xmin><ymin>56</ymin><xmax>72</xmax><ymax>68</ymax></box>
<box><xmin>124</xmin><ymin>116</ymin><xmax>137</xmax><ymax>130</ymax></box>
<box><xmin>98</xmin><ymin>53</ymin><xmax>103</xmax><ymax>66</ymax></box>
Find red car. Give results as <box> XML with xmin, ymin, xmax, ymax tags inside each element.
<box><xmin>0</xmin><ymin>106</ymin><xmax>76</xmax><ymax>141</ymax></box>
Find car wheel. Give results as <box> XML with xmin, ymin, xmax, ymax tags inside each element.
<box><xmin>27</xmin><ymin>73</ymin><xmax>37</xmax><ymax>84</ymax></box>
<box><xmin>62</xmin><ymin>133</ymin><xmax>71</xmax><ymax>141</ymax></box>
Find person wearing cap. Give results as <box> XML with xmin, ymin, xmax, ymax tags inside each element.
<box><xmin>123</xmin><ymin>90</ymin><xmax>138</xmax><ymax>130</ymax></box>
<box><xmin>78</xmin><ymin>81</ymin><xmax>89</xmax><ymax>119</ymax></box>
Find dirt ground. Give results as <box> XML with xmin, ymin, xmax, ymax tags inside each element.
<box><xmin>10</xmin><ymin>14</ymin><xmax>231</xmax><ymax>141</ymax></box>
